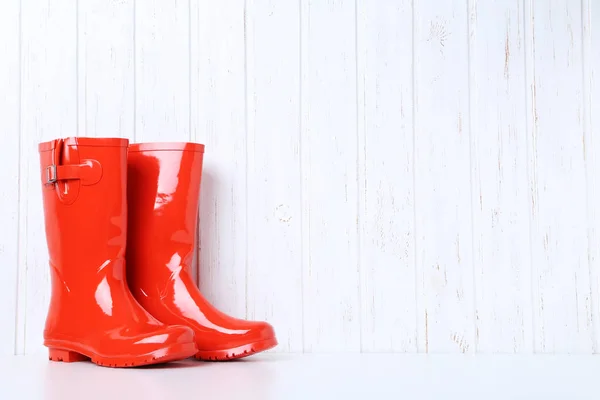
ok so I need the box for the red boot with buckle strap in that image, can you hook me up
[39,137,198,367]
[126,142,278,361]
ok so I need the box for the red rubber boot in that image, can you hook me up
[39,137,198,367]
[126,142,278,361]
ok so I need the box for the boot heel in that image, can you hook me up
[48,348,88,362]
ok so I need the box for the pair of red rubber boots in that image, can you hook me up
[38,137,277,367]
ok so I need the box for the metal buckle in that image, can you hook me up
[45,165,57,185]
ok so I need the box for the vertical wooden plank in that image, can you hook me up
[414,0,475,353]
[135,0,190,142]
[525,0,593,353]
[189,0,200,284]
[245,0,303,352]
[195,0,247,318]
[78,0,134,139]
[301,0,360,352]
[19,0,78,354]
[136,0,192,279]
[582,0,599,352]
[0,0,21,356]
[469,0,533,353]
[356,0,416,352]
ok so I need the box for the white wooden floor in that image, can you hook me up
[1,353,598,399]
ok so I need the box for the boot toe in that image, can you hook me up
[193,320,277,360]
[248,320,276,343]
[225,320,277,349]
[135,325,196,346]
[164,325,196,345]
[126,325,197,363]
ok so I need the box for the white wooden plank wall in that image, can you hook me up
[196,0,248,324]
[357,0,416,352]
[585,0,600,353]
[245,0,303,352]
[301,0,360,352]
[527,0,592,354]
[414,0,475,354]
[0,0,21,356]
[470,0,533,353]
[0,0,599,355]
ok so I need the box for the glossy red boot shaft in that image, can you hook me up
[126,142,277,360]
[39,137,197,367]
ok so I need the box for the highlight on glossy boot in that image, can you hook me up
[126,142,278,361]
[39,137,198,368]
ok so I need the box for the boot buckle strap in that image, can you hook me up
[44,160,102,186]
